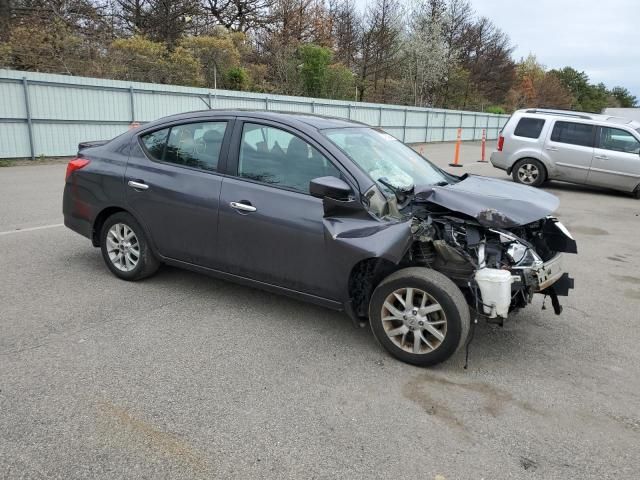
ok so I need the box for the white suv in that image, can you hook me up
[490,109,640,198]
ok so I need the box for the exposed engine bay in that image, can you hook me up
[406,212,576,321]
[346,173,577,323]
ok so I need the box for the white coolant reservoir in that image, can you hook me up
[474,268,514,318]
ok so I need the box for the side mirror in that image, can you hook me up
[309,176,353,201]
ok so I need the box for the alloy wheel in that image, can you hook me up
[517,163,539,184]
[380,287,447,354]
[106,223,140,272]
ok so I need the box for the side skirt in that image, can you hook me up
[161,257,345,312]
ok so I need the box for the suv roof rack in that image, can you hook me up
[523,108,594,120]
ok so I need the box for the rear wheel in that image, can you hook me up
[100,212,159,281]
[633,185,640,200]
[369,267,470,367]
[512,158,546,187]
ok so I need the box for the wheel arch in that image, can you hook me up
[92,206,156,254]
[347,257,399,319]
[511,156,549,180]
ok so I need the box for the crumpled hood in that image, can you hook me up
[414,174,560,228]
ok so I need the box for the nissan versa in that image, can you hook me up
[63,111,577,366]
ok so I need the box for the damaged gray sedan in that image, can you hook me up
[63,111,576,366]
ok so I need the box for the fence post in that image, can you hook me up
[472,114,477,141]
[402,107,408,142]
[378,107,383,127]
[22,77,35,161]
[348,103,352,120]
[208,91,212,109]
[442,111,446,142]
[311,101,315,114]
[129,86,136,123]
[265,97,269,111]
[424,110,430,143]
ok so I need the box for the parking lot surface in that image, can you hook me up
[1,142,639,479]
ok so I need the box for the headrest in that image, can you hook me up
[203,129,223,143]
[286,137,308,159]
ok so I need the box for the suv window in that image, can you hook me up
[598,127,640,154]
[550,121,595,147]
[140,121,227,171]
[238,123,341,193]
[513,117,545,139]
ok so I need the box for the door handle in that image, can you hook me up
[128,180,149,190]
[230,201,257,212]
[545,147,558,151]
[594,155,608,160]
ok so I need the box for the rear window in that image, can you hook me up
[550,121,595,147]
[513,117,545,139]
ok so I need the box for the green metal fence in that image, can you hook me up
[0,69,509,159]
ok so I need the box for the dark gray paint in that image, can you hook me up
[63,110,565,313]
[414,174,560,228]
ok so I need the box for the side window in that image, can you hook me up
[141,128,169,161]
[238,123,342,194]
[513,117,545,139]
[550,121,595,147]
[140,121,227,171]
[599,127,640,154]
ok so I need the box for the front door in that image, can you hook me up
[125,119,232,268]
[588,126,640,191]
[217,120,347,299]
[544,120,595,183]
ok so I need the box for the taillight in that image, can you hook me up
[65,158,90,181]
[497,135,505,151]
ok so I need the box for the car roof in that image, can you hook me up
[515,108,640,127]
[514,109,640,130]
[141,109,366,131]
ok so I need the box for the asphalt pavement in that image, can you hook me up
[1,142,639,479]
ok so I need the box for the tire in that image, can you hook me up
[100,212,160,281]
[633,185,640,200]
[368,267,470,367]
[512,158,546,187]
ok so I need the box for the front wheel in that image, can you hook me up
[100,212,160,281]
[512,158,546,187]
[369,267,470,367]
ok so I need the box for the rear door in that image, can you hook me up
[587,126,640,191]
[544,120,596,183]
[216,119,349,299]
[125,118,233,268]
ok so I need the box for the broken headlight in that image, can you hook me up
[507,242,542,268]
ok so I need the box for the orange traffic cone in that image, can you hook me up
[449,128,463,167]
[478,129,488,163]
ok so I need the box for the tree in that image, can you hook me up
[298,43,331,97]
[0,0,11,42]
[225,66,249,90]
[358,0,403,102]
[180,29,245,88]
[328,0,360,69]
[203,0,274,33]
[110,36,203,85]
[404,0,448,106]
[610,86,637,108]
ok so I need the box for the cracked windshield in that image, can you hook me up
[324,127,448,191]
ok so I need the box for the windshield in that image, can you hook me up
[323,127,448,191]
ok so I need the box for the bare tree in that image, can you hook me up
[203,0,273,33]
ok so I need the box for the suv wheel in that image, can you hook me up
[100,212,160,281]
[512,158,546,187]
[369,267,470,367]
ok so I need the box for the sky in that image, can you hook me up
[471,0,640,98]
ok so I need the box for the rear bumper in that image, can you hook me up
[490,151,510,171]
[64,214,92,240]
